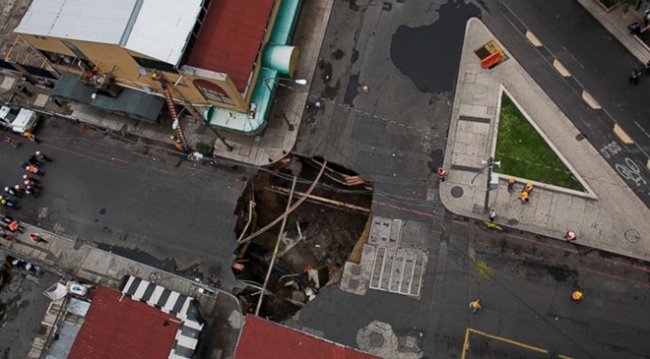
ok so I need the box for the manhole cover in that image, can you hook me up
[624,229,641,243]
[370,332,385,347]
[576,133,586,141]
[451,186,464,198]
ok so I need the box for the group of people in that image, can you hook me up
[507,177,534,204]
[0,151,52,245]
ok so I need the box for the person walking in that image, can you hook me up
[28,154,43,167]
[571,291,583,302]
[4,187,21,198]
[565,231,577,242]
[438,166,448,182]
[24,183,39,198]
[630,68,641,85]
[507,178,515,193]
[23,131,40,143]
[23,164,44,176]
[520,191,529,204]
[29,233,48,244]
[22,175,39,184]
[35,151,52,162]
[488,208,497,222]
[14,184,26,195]
[8,220,24,233]
[469,299,482,314]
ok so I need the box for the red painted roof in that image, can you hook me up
[68,286,179,359]
[234,315,379,359]
[186,0,275,93]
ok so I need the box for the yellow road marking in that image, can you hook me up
[553,59,571,77]
[613,124,634,145]
[462,328,574,359]
[525,31,543,47]
[581,90,601,109]
[461,328,470,359]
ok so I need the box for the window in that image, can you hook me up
[133,56,178,74]
[193,79,233,105]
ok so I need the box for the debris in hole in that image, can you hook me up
[232,156,374,320]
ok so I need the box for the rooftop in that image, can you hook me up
[233,315,379,359]
[14,0,201,66]
[68,286,180,359]
[186,0,276,93]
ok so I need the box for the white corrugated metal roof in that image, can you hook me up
[15,0,139,45]
[125,0,203,65]
[15,0,202,66]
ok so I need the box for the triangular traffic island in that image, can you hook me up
[494,89,587,193]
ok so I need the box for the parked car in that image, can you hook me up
[0,105,40,134]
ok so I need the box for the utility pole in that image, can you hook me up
[483,157,500,212]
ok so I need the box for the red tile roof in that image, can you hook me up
[68,286,179,359]
[186,0,276,93]
[233,315,379,359]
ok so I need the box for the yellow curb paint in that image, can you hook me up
[525,31,543,47]
[553,59,571,77]
[613,124,634,145]
[581,90,601,109]
[461,328,470,359]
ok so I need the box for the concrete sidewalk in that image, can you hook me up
[0,223,243,358]
[578,0,650,63]
[440,18,650,261]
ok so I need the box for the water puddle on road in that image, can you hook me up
[390,1,481,93]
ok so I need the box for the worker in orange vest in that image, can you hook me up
[507,178,515,193]
[438,166,447,182]
[520,191,529,204]
[525,183,534,193]
[469,299,482,314]
[8,221,24,233]
[571,291,583,302]
[23,164,44,176]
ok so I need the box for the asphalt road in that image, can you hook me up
[480,0,650,207]
[0,118,253,289]
[292,0,650,357]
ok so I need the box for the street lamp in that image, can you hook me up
[262,78,307,131]
[468,157,501,212]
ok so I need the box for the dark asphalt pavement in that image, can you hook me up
[292,0,650,358]
[0,118,253,289]
[481,0,650,207]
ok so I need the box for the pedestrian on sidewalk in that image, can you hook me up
[23,164,44,176]
[437,166,448,182]
[8,220,24,233]
[35,151,52,162]
[507,178,515,193]
[22,175,39,184]
[469,299,482,314]
[4,187,21,198]
[29,233,47,244]
[630,68,641,85]
[524,182,534,194]
[28,154,43,167]
[571,290,583,302]
[520,191,529,204]
[488,208,497,222]
[565,230,577,242]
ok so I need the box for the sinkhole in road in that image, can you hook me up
[232,156,374,320]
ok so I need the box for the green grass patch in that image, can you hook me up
[495,94,585,192]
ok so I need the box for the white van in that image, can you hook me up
[0,105,40,133]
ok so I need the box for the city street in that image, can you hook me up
[290,0,650,358]
[0,118,252,289]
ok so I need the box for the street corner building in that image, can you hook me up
[13,0,304,133]
[233,315,380,359]
[59,279,205,359]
